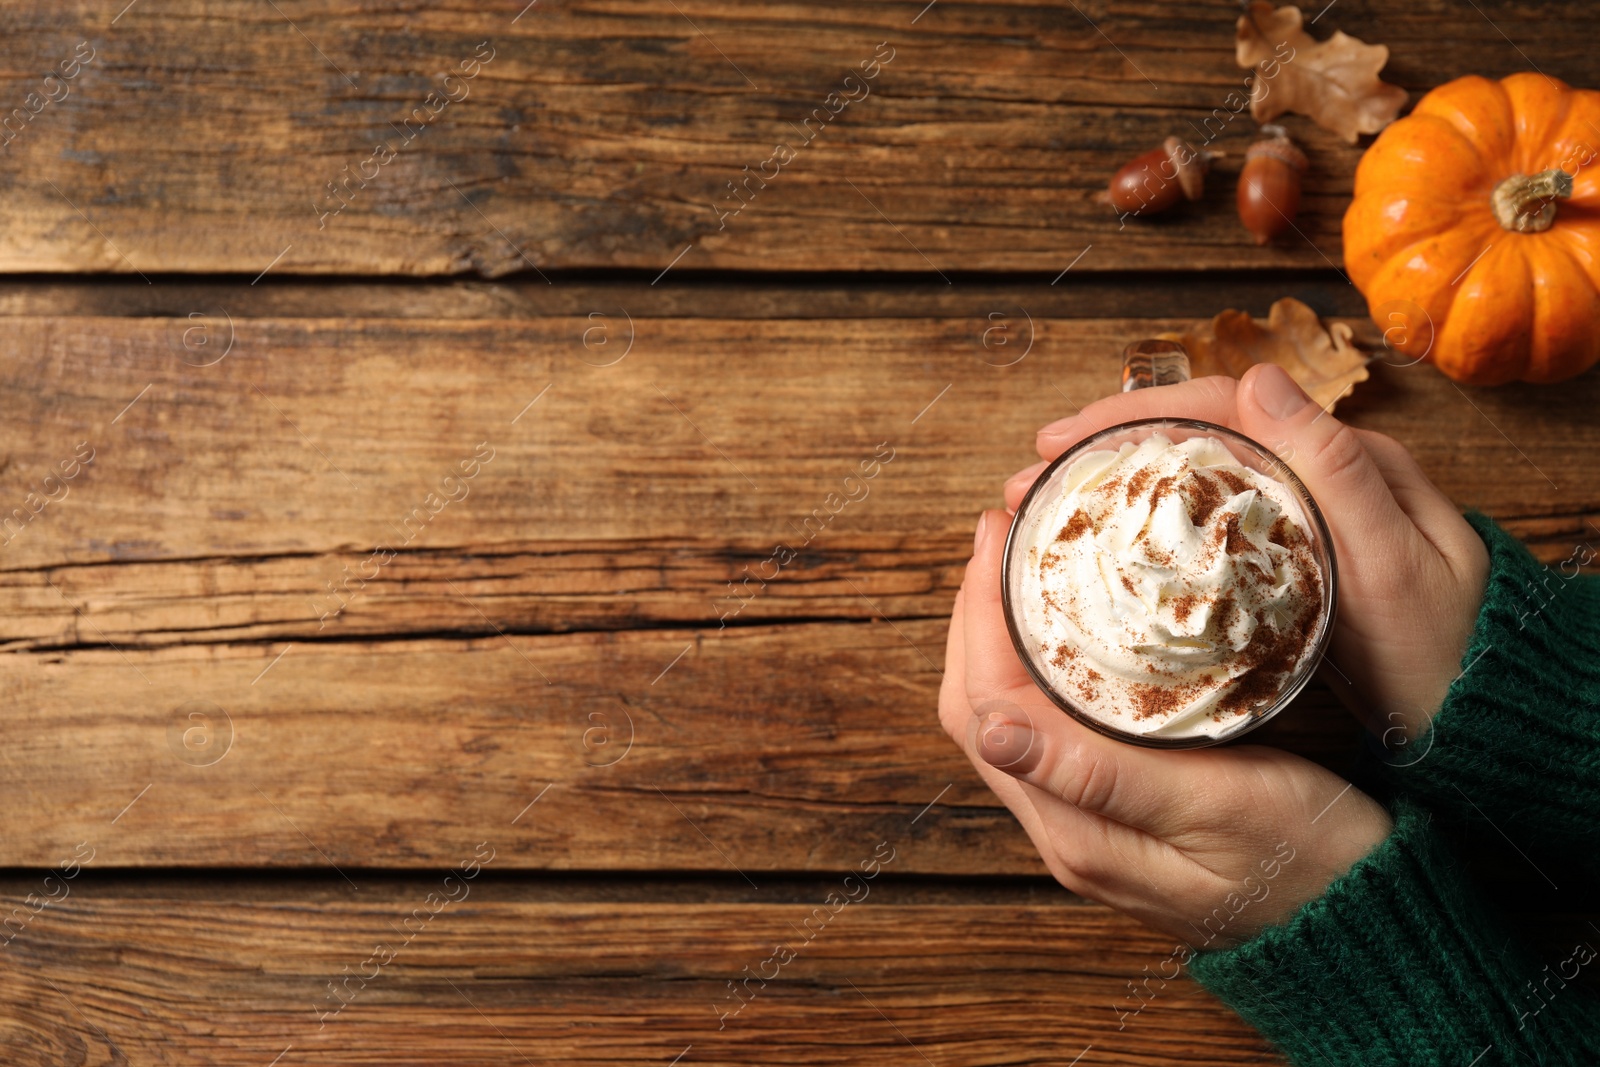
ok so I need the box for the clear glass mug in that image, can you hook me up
[999,341,1339,749]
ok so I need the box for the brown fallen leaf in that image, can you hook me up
[1155,297,1370,412]
[1236,1,1407,143]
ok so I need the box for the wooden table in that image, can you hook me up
[2,2,1597,1063]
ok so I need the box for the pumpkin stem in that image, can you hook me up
[1491,168,1575,233]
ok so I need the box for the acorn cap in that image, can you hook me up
[1245,126,1308,173]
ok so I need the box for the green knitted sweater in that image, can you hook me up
[1191,516,1600,1066]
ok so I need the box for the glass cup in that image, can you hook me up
[999,341,1339,749]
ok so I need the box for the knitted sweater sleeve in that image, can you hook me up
[1375,514,1600,862]
[1189,800,1600,1067]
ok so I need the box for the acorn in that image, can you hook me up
[1107,136,1215,219]
[1237,126,1308,245]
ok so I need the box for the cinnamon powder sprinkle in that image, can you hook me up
[1212,592,1237,637]
[1125,466,1155,504]
[1271,514,1309,552]
[1170,593,1198,624]
[1185,472,1225,527]
[1035,455,1325,730]
[1058,509,1093,542]
[1292,546,1320,603]
[1145,474,1177,515]
[1214,469,1253,496]
[1222,513,1252,558]
[1076,666,1104,705]
[1128,681,1189,720]
[1215,572,1322,717]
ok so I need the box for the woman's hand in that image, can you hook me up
[940,496,1393,944]
[1009,366,1489,744]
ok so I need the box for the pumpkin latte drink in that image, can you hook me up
[1003,337,1341,747]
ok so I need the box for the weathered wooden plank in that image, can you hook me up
[0,305,1585,869]
[4,875,1594,1066]
[6,515,1592,651]
[5,0,1598,275]
[0,274,1375,321]
[0,885,1286,1065]
[0,618,1365,871]
[0,536,963,649]
[0,314,1593,583]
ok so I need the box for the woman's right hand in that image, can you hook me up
[1006,366,1489,744]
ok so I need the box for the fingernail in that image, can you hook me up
[1254,364,1312,421]
[1005,461,1048,494]
[978,713,1041,774]
[974,511,990,553]
[1036,415,1080,440]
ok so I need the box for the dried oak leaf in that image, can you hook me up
[1235,1,1407,143]
[1156,297,1369,412]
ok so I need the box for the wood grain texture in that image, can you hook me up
[0,616,1368,871]
[8,515,1595,650]
[0,300,1591,869]
[4,0,1599,275]
[0,311,1595,577]
[0,884,1287,1065]
[3,875,1593,1066]
[2,0,1593,1055]
[0,274,1377,321]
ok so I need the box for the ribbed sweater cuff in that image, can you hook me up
[1190,801,1600,1067]
[1378,514,1600,854]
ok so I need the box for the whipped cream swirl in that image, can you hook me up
[1017,432,1323,739]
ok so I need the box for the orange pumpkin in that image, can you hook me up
[1343,72,1600,385]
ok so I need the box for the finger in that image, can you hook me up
[954,512,1230,918]
[938,588,970,741]
[963,508,1034,704]
[1003,460,1048,512]
[1236,364,1418,564]
[1349,428,1438,497]
[991,763,1143,903]
[1013,785,1222,932]
[1036,375,1242,462]
[939,590,1124,898]
[954,696,1223,918]
[972,702,1212,838]
[1352,428,1484,565]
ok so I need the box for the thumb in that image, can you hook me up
[1236,364,1410,553]
[974,702,1210,837]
